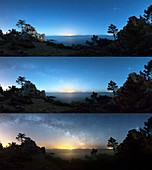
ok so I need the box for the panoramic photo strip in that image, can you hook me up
[0,1,152,56]
[0,113,151,169]
[0,56,152,113]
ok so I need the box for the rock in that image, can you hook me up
[19,81,45,99]
[21,138,45,154]
[22,25,46,41]
[100,16,152,56]
[111,73,152,112]
[20,32,32,40]
[118,129,152,155]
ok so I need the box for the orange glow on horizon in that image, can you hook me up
[55,146,76,150]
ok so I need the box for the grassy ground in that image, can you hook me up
[0,41,81,56]
[0,98,71,113]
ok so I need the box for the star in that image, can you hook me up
[136,125,139,131]
[111,6,120,13]
[128,66,133,71]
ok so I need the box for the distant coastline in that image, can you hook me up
[46,35,114,46]
[46,149,113,160]
[46,92,114,103]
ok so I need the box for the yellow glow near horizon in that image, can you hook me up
[56,146,76,150]
[59,33,75,36]
[59,90,76,93]
[65,33,75,36]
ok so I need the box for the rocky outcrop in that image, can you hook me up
[110,73,152,112]
[100,16,152,56]
[22,25,46,41]
[21,138,45,154]
[19,81,45,99]
[118,129,152,155]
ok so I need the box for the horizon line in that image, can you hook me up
[46,34,112,36]
[45,91,112,93]
[46,148,110,150]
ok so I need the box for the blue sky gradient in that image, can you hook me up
[0,57,151,92]
[0,0,151,35]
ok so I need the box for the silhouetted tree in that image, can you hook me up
[7,85,19,95]
[0,29,3,37]
[143,5,152,23]
[107,137,118,154]
[107,24,118,40]
[107,80,118,97]
[0,85,3,94]
[86,40,94,46]
[85,92,98,103]
[16,133,26,143]
[86,35,98,46]
[8,142,19,151]
[140,117,152,138]
[91,92,98,100]
[140,60,152,81]
[85,97,93,103]
[0,141,3,150]
[16,19,26,30]
[91,35,98,43]
[16,76,26,86]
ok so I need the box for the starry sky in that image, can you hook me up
[0,113,151,149]
[0,0,151,35]
[0,57,151,92]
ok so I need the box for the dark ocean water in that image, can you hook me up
[46,149,113,160]
[46,92,114,103]
[46,35,114,46]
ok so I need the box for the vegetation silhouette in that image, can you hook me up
[16,133,26,143]
[16,76,26,86]
[16,19,26,30]
[140,60,152,81]
[107,137,118,154]
[140,117,152,138]
[91,148,98,157]
[107,80,118,96]
[107,24,118,40]
[143,5,152,23]
[86,34,112,47]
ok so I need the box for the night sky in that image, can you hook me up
[0,114,151,149]
[0,0,151,35]
[0,57,151,92]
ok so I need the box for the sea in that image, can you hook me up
[46,35,114,46]
[46,92,114,103]
[46,149,113,160]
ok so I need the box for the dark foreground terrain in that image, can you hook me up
[0,151,151,170]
